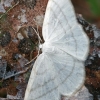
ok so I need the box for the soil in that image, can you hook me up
[0,0,100,99]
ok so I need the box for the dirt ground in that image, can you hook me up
[0,0,100,100]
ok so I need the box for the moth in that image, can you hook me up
[24,0,89,100]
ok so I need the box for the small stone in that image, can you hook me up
[12,53,22,60]
[17,33,24,40]
[0,31,11,47]
[35,15,44,27]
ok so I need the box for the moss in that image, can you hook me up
[87,0,100,16]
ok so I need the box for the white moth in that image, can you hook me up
[24,0,89,100]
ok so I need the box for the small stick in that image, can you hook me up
[4,66,32,80]
[0,1,19,19]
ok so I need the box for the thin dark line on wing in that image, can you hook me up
[31,55,76,100]
[44,2,78,58]
[51,0,77,56]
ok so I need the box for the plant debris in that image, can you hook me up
[0,58,7,79]
[28,26,38,43]
[0,0,100,100]
[14,0,37,9]
[77,14,100,100]
[0,31,11,47]
[18,38,35,54]
[0,0,47,98]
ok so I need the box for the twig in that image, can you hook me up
[25,55,37,65]
[4,66,32,80]
[0,1,19,19]
[30,51,33,61]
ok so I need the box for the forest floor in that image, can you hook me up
[0,0,100,100]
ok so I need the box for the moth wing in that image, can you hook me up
[24,0,89,99]
[24,53,60,100]
[42,0,89,61]
[24,50,85,100]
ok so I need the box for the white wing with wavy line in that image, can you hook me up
[24,0,89,100]
[24,49,85,100]
[42,0,89,61]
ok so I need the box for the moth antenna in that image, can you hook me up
[25,26,42,66]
